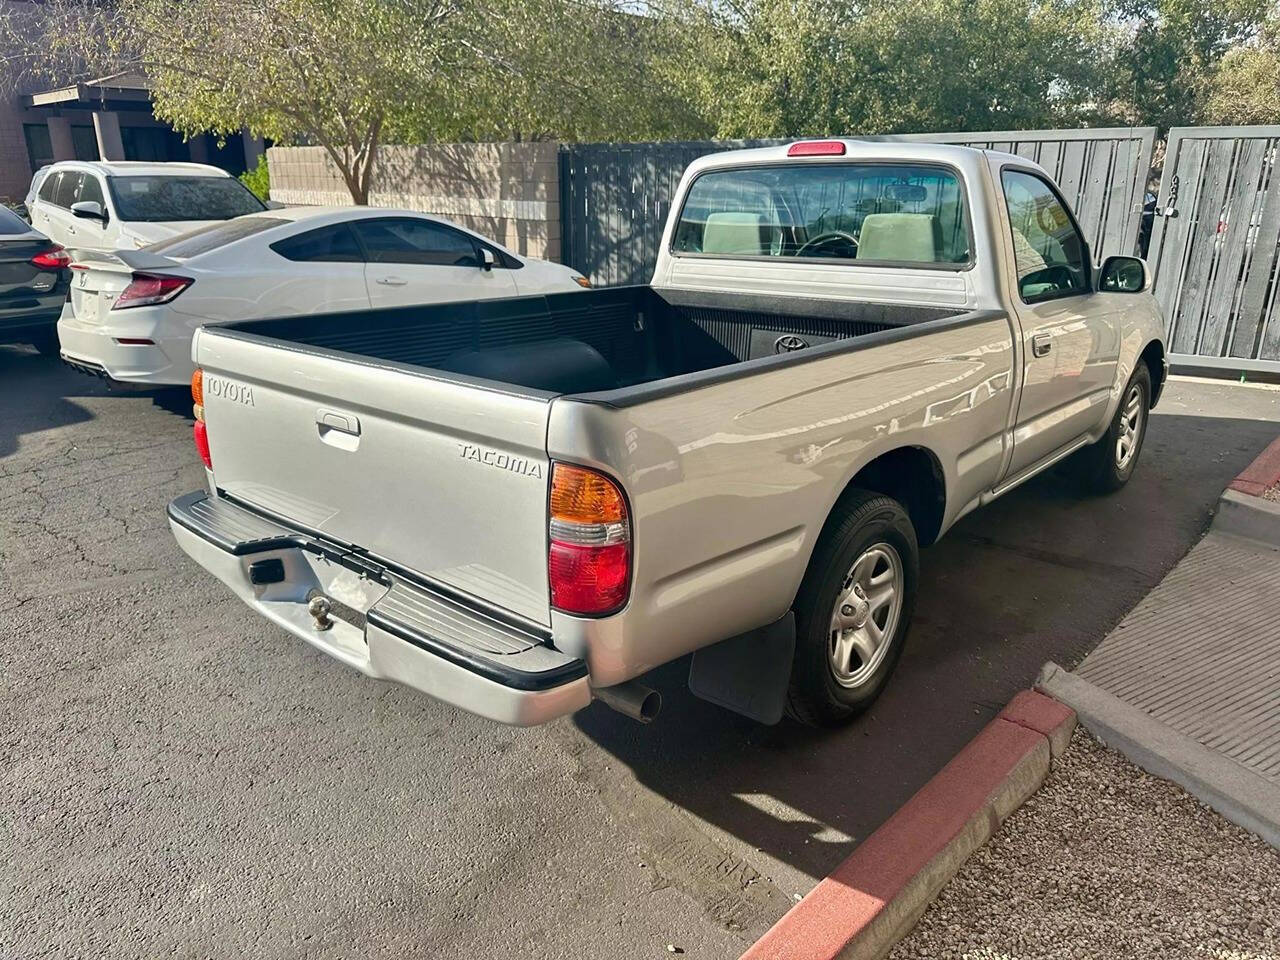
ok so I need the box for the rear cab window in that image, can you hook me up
[105,175,266,222]
[672,162,972,267]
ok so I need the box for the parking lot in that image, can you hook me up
[4,345,1279,959]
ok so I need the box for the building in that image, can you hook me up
[0,69,264,203]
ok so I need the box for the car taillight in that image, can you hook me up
[192,369,211,468]
[30,245,70,270]
[548,463,630,615]
[113,272,192,310]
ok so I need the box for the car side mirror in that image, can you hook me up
[1098,255,1147,293]
[480,248,496,272]
[71,200,106,224]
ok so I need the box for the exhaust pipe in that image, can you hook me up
[594,680,662,723]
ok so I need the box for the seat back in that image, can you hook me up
[702,212,767,255]
[857,213,941,263]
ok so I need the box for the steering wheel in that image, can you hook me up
[796,230,859,259]
[1036,204,1061,237]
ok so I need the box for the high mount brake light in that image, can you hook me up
[191,369,210,468]
[787,140,847,157]
[548,463,630,615]
[30,245,70,270]
[113,272,192,310]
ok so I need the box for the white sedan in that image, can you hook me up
[57,206,591,386]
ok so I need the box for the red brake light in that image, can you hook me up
[113,272,192,310]
[548,463,631,615]
[193,420,212,469]
[30,245,70,270]
[787,140,847,157]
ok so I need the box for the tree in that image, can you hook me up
[1102,0,1268,128]
[2,0,703,203]
[1202,26,1280,124]
[663,0,1115,139]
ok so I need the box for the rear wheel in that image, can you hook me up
[786,489,918,727]
[1075,364,1151,494]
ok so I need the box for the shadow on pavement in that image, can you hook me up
[0,347,194,460]
[574,409,1280,883]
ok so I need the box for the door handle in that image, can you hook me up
[375,276,407,286]
[1031,333,1052,358]
[317,410,360,435]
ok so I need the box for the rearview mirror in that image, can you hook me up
[480,248,495,271]
[1099,255,1147,293]
[71,200,106,223]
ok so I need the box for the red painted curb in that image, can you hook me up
[741,691,1076,960]
[1229,435,1280,497]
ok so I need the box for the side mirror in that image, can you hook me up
[480,248,496,272]
[71,200,106,223]
[1099,255,1147,293]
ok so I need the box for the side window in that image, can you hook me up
[37,170,61,204]
[270,223,364,262]
[53,171,82,209]
[353,218,482,267]
[77,175,105,208]
[1000,169,1089,303]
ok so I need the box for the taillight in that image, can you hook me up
[113,272,192,310]
[548,463,630,615]
[192,369,211,468]
[30,245,70,270]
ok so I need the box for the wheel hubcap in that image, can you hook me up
[828,543,904,689]
[1115,384,1144,470]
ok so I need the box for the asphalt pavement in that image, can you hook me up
[3,348,1279,960]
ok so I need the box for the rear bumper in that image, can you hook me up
[167,490,592,726]
[57,305,194,385]
[0,291,64,342]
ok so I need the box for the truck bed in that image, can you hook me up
[215,286,969,399]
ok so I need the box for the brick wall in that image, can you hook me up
[267,142,562,262]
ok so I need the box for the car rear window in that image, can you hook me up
[106,175,266,222]
[0,206,32,235]
[673,162,972,267]
[147,216,288,258]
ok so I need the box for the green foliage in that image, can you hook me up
[239,153,270,203]
[1201,23,1280,124]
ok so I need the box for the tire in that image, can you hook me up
[786,488,919,727]
[1074,364,1152,494]
[30,331,60,357]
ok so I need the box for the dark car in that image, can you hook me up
[0,204,71,354]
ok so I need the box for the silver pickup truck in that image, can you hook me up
[169,140,1166,728]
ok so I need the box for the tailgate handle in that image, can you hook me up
[317,410,360,435]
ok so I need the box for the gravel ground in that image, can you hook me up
[1265,482,1279,502]
[890,730,1280,960]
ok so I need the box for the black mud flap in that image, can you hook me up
[687,613,796,725]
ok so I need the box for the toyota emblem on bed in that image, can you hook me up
[774,334,809,353]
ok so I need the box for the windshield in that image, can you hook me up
[147,216,288,258]
[673,162,971,266]
[106,175,266,222]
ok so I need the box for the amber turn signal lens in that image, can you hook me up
[551,463,626,524]
[191,368,204,407]
[572,275,591,288]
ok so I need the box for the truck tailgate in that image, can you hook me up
[196,328,554,627]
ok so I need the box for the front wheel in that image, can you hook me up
[1075,364,1151,494]
[786,489,918,727]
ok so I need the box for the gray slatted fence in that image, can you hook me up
[560,127,1157,287]
[1148,126,1280,370]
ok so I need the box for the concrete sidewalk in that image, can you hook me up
[1041,445,1280,847]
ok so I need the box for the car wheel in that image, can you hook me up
[1075,364,1151,494]
[786,488,918,727]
